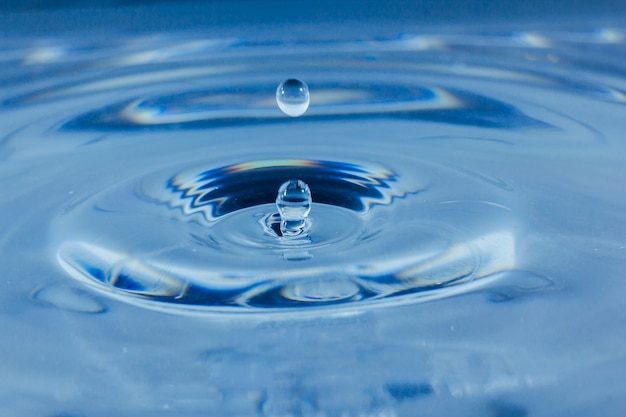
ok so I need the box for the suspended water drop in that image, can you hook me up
[276,78,310,117]
[276,179,312,237]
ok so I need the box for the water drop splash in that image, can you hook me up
[54,155,531,312]
[162,159,403,222]
[276,179,312,237]
[276,78,310,117]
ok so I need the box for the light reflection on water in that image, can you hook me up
[0,6,626,416]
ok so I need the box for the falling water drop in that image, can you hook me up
[276,179,312,237]
[276,78,310,117]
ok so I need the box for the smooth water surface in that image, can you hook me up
[1,3,626,416]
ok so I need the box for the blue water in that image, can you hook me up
[1,2,626,416]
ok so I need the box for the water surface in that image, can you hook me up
[1,4,626,416]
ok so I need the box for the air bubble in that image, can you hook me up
[276,179,312,237]
[276,78,310,117]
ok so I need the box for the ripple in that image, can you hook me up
[53,152,523,313]
[56,228,518,313]
[0,12,625,417]
[158,159,405,221]
[3,23,619,315]
[2,28,619,148]
[59,82,549,131]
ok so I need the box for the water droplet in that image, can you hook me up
[275,179,312,237]
[276,78,310,117]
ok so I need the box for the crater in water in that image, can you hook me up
[54,156,524,313]
[162,159,403,221]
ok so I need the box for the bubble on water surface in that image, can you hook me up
[276,78,310,117]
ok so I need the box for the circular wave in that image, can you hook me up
[2,23,618,314]
[52,154,527,313]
